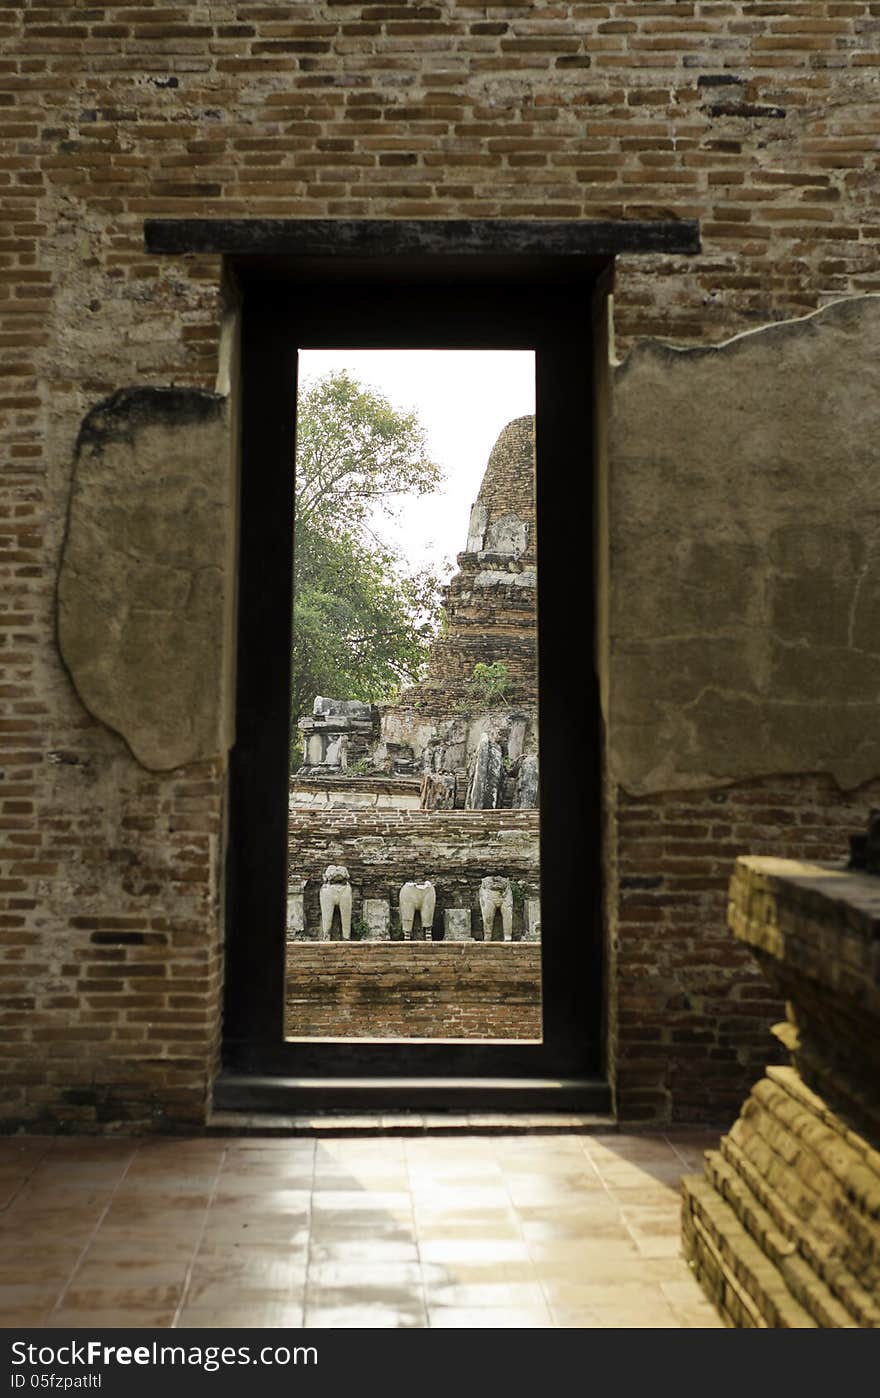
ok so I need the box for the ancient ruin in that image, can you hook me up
[284,416,542,1036]
[291,414,539,806]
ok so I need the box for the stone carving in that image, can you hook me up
[286,876,306,939]
[483,512,528,559]
[466,732,503,809]
[399,880,436,939]
[507,714,528,764]
[444,907,472,942]
[466,500,488,553]
[526,898,541,942]
[319,864,353,940]
[362,897,390,940]
[515,754,539,809]
[479,875,513,941]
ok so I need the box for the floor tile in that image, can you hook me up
[59,1282,186,1311]
[0,1309,54,1327]
[674,1306,726,1328]
[211,1188,312,1212]
[424,1281,547,1309]
[304,1304,426,1328]
[189,1250,308,1283]
[309,1238,419,1264]
[71,1258,193,1287]
[184,1277,306,1308]
[305,1280,424,1310]
[541,1279,675,1310]
[418,1238,532,1264]
[176,1303,306,1328]
[50,1309,179,1328]
[428,1306,554,1329]
[199,1219,311,1248]
[525,1237,641,1264]
[0,1283,66,1310]
[0,1129,723,1331]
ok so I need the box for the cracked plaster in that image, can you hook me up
[57,387,234,771]
[607,293,880,794]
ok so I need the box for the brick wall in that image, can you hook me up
[2,4,879,1129]
[612,773,880,1123]
[286,943,542,1040]
[470,416,536,561]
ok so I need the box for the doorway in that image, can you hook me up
[222,260,605,1107]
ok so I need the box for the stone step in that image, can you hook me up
[718,1137,880,1326]
[682,1174,817,1328]
[206,1109,618,1138]
[704,1150,859,1327]
[730,1075,880,1299]
[212,1073,612,1116]
[684,1067,880,1328]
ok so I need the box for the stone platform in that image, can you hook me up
[286,941,542,1040]
[681,856,880,1327]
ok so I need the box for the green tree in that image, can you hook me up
[291,371,444,750]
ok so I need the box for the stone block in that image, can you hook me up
[467,733,504,809]
[286,878,306,939]
[515,754,539,808]
[363,898,390,940]
[444,907,472,942]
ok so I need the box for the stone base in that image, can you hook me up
[286,941,542,1040]
[682,1064,880,1328]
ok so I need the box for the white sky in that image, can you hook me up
[297,349,536,576]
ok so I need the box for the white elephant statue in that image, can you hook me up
[319,864,352,940]
[399,880,436,939]
[479,875,513,941]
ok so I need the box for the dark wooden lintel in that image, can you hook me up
[144,216,700,259]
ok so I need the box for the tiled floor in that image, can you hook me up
[0,1130,723,1328]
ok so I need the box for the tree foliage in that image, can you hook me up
[291,371,444,742]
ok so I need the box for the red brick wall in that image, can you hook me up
[2,4,878,1129]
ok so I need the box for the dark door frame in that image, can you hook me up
[225,270,603,1086]
[144,218,700,1109]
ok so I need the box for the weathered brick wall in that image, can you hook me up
[469,415,536,563]
[612,773,880,1123]
[286,943,542,1040]
[2,4,879,1129]
[419,573,538,699]
[0,754,225,1132]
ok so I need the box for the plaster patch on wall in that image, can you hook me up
[58,387,232,771]
[609,294,880,795]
